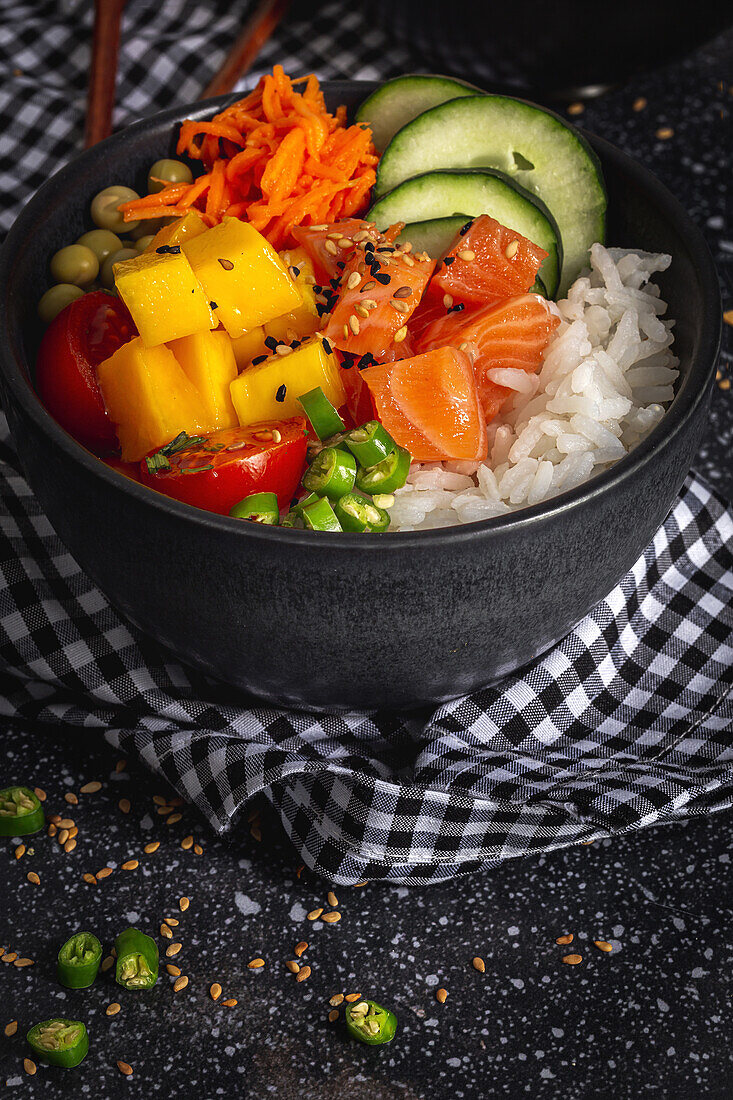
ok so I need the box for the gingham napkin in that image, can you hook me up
[1,0,732,884]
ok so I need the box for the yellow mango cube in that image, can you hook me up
[97,337,206,461]
[231,249,322,369]
[182,217,302,339]
[114,250,215,347]
[167,329,238,431]
[144,211,208,253]
[230,336,346,427]
[231,326,267,370]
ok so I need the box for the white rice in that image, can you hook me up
[389,244,678,531]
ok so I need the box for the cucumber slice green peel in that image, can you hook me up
[395,215,473,259]
[355,74,482,154]
[369,168,561,298]
[374,94,606,295]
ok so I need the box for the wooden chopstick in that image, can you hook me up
[84,0,126,147]
[201,0,291,99]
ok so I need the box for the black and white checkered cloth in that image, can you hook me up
[1,0,732,884]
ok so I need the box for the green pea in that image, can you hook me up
[128,219,162,241]
[148,158,193,194]
[100,247,138,289]
[76,229,123,265]
[134,235,155,253]
[49,244,99,287]
[91,185,140,233]
[37,284,85,324]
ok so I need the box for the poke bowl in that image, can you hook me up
[0,77,721,711]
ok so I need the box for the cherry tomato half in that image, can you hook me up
[35,291,136,454]
[138,419,308,516]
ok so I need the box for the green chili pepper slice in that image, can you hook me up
[334,493,390,533]
[290,491,320,514]
[345,420,396,468]
[302,497,342,532]
[26,1019,89,1069]
[114,927,159,990]
[280,511,305,529]
[355,446,411,495]
[298,386,345,440]
[303,447,356,500]
[57,931,102,989]
[345,999,397,1045]
[229,492,280,524]
[0,786,45,836]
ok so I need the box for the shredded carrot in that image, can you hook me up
[119,66,377,248]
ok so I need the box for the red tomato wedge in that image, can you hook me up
[138,419,308,515]
[430,214,548,308]
[361,347,487,462]
[325,247,434,359]
[419,294,560,423]
[35,291,136,454]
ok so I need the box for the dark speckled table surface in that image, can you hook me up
[2,19,732,1100]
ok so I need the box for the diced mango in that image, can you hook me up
[231,327,268,370]
[230,336,346,427]
[231,249,322,369]
[97,337,206,461]
[167,329,238,431]
[114,250,215,347]
[182,217,302,339]
[144,211,208,253]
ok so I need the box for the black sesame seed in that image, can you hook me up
[364,241,375,252]
[336,261,346,271]
[275,384,287,402]
[357,353,375,370]
[443,256,455,266]
[329,277,341,290]
[155,245,181,254]
[264,336,279,351]
[291,266,300,277]
[459,221,474,236]
[322,338,332,354]
[376,246,394,253]
[449,302,465,313]
[252,355,268,365]
[374,272,391,285]
[313,284,323,294]
[209,301,218,309]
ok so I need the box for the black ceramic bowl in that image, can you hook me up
[0,82,721,711]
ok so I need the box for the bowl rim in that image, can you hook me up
[0,81,722,552]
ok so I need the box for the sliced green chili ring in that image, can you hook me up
[345,420,396,468]
[229,492,280,524]
[345,999,397,1045]
[114,927,159,990]
[280,511,306,529]
[26,1019,89,1068]
[0,786,45,836]
[298,386,345,440]
[57,931,102,989]
[355,446,411,495]
[302,498,342,532]
[290,491,320,514]
[303,447,356,500]
[334,493,391,533]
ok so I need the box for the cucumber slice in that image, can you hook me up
[369,169,560,298]
[395,215,472,257]
[355,74,481,154]
[374,95,606,295]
